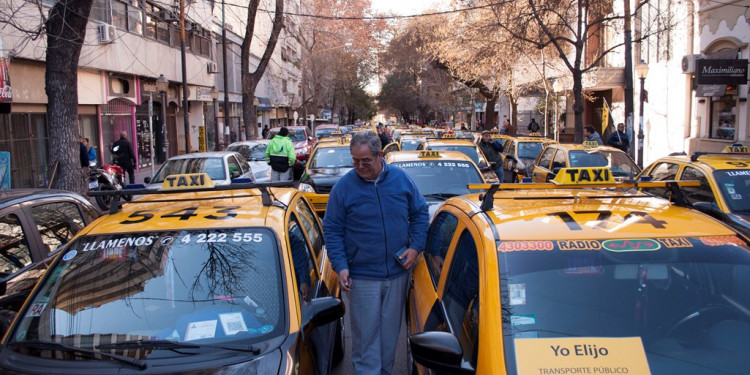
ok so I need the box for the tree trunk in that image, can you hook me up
[509,96,519,136]
[241,0,283,140]
[572,69,584,143]
[486,96,497,130]
[45,0,94,194]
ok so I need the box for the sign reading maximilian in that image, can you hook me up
[696,59,748,85]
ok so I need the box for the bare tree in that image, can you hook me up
[241,0,283,140]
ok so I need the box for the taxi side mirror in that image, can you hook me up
[302,297,345,339]
[409,331,474,374]
[144,176,151,184]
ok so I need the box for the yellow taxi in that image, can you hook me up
[384,131,435,153]
[385,150,487,218]
[529,143,641,183]
[415,137,499,183]
[407,166,750,374]
[298,137,352,215]
[0,175,345,375]
[502,136,557,182]
[638,144,750,237]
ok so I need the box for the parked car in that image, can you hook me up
[529,143,641,182]
[144,151,254,189]
[225,140,271,183]
[267,126,316,162]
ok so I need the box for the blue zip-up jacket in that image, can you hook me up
[322,162,429,280]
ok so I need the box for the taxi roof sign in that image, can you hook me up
[528,132,542,137]
[442,133,456,138]
[161,173,216,191]
[553,167,616,185]
[582,141,600,148]
[723,144,749,154]
[419,150,440,158]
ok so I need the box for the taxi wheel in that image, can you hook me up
[93,184,117,211]
[331,318,345,365]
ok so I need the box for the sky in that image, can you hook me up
[370,0,447,16]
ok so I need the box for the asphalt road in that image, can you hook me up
[332,292,409,375]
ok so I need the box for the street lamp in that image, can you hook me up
[274,101,279,127]
[210,87,220,150]
[155,74,169,163]
[635,60,649,168]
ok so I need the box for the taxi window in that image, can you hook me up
[401,139,421,151]
[568,150,608,168]
[517,142,544,160]
[595,150,640,179]
[226,143,266,161]
[537,148,555,170]
[714,169,750,212]
[227,155,242,176]
[499,237,750,374]
[552,149,566,170]
[507,142,517,159]
[309,147,352,169]
[152,157,226,183]
[428,145,480,165]
[393,160,484,196]
[644,162,680,197]
[29,202,86,254]
[383,143,400,154]
[442,230,479,366]
[294,198,323,258]
[426,212,459,283]
[680,167,713,205]
[11,228,284,354]
[288,216,319,303]
[235,154,250,174]
[0,214,32,276]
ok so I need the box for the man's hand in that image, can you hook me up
[299,283,309,302]
[338,269,352,292]
[431,255,444,273]
[399,248,420,269]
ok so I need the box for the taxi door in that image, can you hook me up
[383,142,401,155]
[531,147,556,183]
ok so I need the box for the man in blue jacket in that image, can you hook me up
[323,131,429,375]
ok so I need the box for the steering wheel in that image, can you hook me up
[664,305,743,339]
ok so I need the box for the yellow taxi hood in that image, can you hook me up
[462,190,737,241]
[86,188,297,234]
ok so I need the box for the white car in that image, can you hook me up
[225,140,272,183]
[144,151,255,189]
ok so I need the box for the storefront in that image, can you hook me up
[695,57,747,142]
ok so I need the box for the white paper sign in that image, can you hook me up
[185,320,217,341]
[219,312,248,335]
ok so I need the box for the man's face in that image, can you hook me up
[481,134,492,143]
[351,143,383,180]
[617,124,625,132]
[584,128,592,137]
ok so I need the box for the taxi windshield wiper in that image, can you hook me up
[9,340,147,369]
[423,193,458,200]
[96,340,261,355]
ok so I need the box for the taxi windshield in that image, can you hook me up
[11,228,284,358]
[569,151,608,168]
[518,142,545,160]
[426,145,480,165]
[226,143,266,161]
[714,169,750,212]
[401,138,423,151]
[594,150,641,178]
[315,128,338,138]
[498,237,750,374]
[392,160,483,195]
[152,157,226,183]
[309,147,353,169]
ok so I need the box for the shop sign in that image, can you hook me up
[0,57,11,103]
[696,59,748,85]
[695,84,726,97]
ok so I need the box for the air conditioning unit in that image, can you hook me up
[97,23,116,44]
[207,62,219,74]
[158,10,176,22]
[681,54,701,74]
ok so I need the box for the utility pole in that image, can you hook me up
[179,0,191,153]
[222,0,230,145]
[623,0,635,160]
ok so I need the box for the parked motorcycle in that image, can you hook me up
[88,163,130,210]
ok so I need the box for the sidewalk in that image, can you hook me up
[133,163,161,185]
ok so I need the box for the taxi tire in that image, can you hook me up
[332,318,345,365]
[93,184,117,211]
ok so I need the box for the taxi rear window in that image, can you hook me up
[11,228,284,359]
[518,142,545,160]
[714,169,750,212]
[497,236,750,374]
[427,145,480,165]
[309,147,352,169]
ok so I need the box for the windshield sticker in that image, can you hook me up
[180,232,264,244]
[399,162,427,168]
[564,258,603,275]
[498,241,554,252]
[509,283,526,305]
[514,337,651,375]
[731,193,742,200]
[726,170,750,176]
[700,236,746,247]
[100,247,131,261]
[436,162,471,168]
[26,303,46,318]
[81,236,156,252]
[511,314,536,326]
[515,331,538,339]
[185,320,217,341]
[558,240,602,251]
[62,250,77,261]
[219,312,249,335]
[656,238,691,248]
[602,239,661,252]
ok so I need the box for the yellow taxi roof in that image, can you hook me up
[514,136,557,143]
[385,150,476,163]
[646,153,750,171]
[82,188,297,235]
[549,143,624,153]
[314,138,350,148]
[422,138,475,146]
[453,189,736,241]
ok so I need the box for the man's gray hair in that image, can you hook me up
[350,131,382,156]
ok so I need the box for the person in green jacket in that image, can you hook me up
[265,127,296,181]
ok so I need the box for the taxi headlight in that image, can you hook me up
[298,183,315,193]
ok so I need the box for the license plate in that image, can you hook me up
[89,181,98,189]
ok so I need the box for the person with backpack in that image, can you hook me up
[527,118,541,133]
[111,132,136,184]
[265,126,296,181]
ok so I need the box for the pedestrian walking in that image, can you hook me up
[79,137,89,182]
[606,123,630,152]
[377,124,390,148]
[323,131,429,375]
[262,125,270,139]
[85,138,97,166]
[478,130,505,182]
[584,125,604,145]
[111,132,136,184]
[528,118,541,133]
[264,126,296,182]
